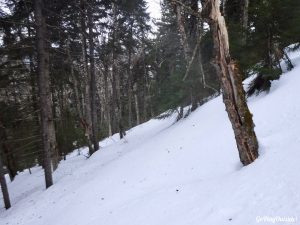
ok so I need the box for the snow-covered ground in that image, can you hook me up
[1,50,300,225]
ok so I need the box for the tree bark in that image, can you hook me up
[0,152,11,209]
[0,118,17,181]
[241,0,249,31]
[67,37,83,120]
[111,3,125,139]
[87,6,99,153]
[174,3,192,63]
[80,0,93,154]
[141,31,148,122]
[241,0,249,44]
[201,0,259,165]
[103,64,112,136]
[133,82,140,125]
[35,0,55,188]
[127,18,134,128]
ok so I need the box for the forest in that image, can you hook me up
[1,0,300,220]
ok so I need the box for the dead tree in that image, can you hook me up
[201,0,259,165]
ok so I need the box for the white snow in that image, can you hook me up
[1,50,300,225]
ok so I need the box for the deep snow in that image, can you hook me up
[1,50,300,225]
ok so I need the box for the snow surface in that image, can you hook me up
[1,50,300,225]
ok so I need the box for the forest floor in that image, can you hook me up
[1,49,300,225]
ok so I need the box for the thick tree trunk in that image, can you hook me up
[35,0,55,187]
[202,0,259,165]
[0,153,11,209]
[87,7,99,153]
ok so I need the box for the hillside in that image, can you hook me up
[1,50,300,225]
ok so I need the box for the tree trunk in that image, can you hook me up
[0,118,17,181]
[103,65,112,136]
[141,31,148,122]
[174,3,192,63]
[35,0,56,188]
[127,19,134,128]
[87,6,99,153]
[201,0,259,166]
[80,0,93,154]
[111,3,125,139]
[0,153,11,209]
[241,0,249,44]
[67,37,83,119]
[173,1,205,109]
[241,0,249,31]
[133,82,140,125]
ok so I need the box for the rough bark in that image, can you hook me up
[201,0,259,165]
[0,152,11,209]
[35,0,55,187]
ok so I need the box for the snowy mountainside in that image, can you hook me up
[1,50,300,225]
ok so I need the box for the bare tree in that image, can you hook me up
[201,0,259,165]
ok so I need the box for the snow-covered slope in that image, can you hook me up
[1,50,300,225]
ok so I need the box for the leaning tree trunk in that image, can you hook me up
[201,0,258,165]
[35,0,57,187]
[0,152,11,209]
